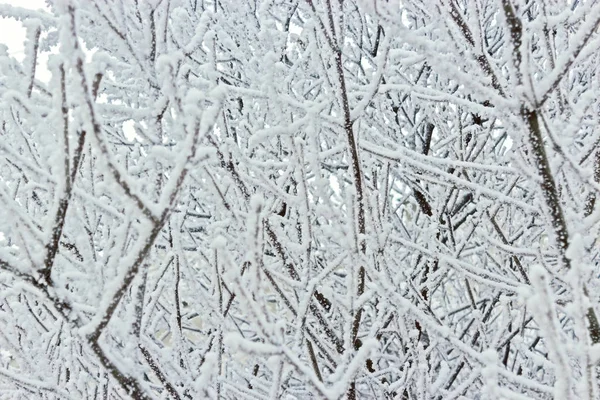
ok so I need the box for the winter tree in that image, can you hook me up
[1,0,600,398]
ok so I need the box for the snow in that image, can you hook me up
[1,0,600,399]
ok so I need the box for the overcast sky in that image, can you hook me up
[1,0,49,60]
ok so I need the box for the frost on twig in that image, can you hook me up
[0,1,600,399]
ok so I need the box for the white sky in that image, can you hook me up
[0,0,49,60]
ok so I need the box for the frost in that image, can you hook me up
[211,235,227,249]
[565,232,584,261]
[0,0,600,399]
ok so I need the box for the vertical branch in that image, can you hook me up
[68,71,101,198]
[322,0,367,397]
[504,0,600,347]
[306,339,323,382]
[25,23,41,98]
[501,0,523,86]
[132,268,148,340]
[583,149,600,345]
[523,102,600,345]
[522,111,569,266]
[214,247,223,399]
[584,150,600,217]
[149,8,157,66]
[40,64,72,285]
[174,255,183,355]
